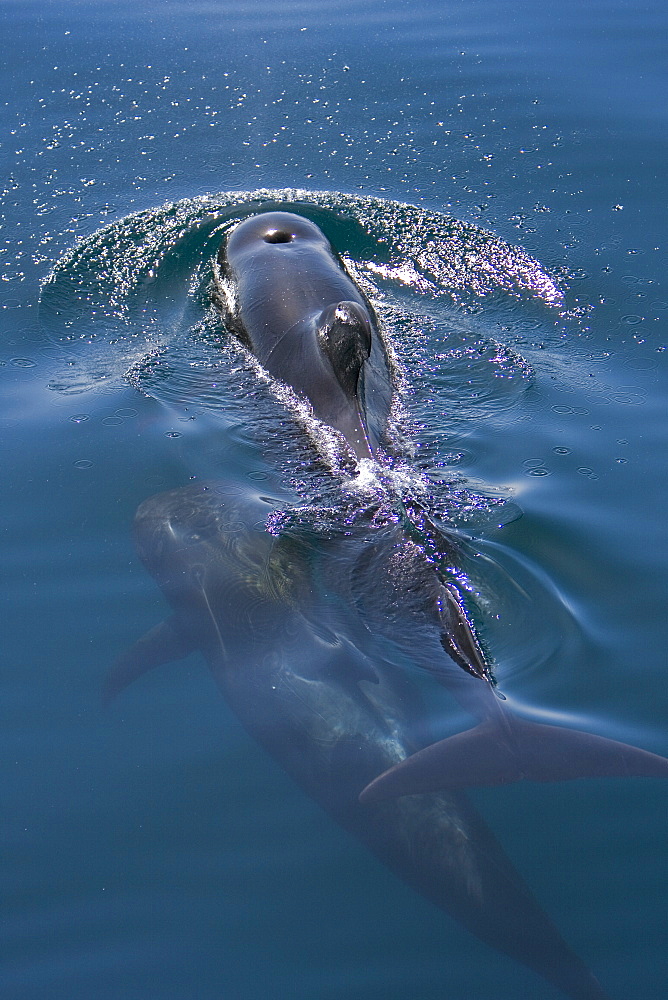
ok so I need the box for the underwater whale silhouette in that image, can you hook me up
[107,210,668,1000]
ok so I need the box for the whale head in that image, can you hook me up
[215,211,394,461]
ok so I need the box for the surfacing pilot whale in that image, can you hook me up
[213,211,393,460]
[106,210,668,1000]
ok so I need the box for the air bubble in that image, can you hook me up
[442,451,470,466]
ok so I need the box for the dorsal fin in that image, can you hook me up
[438,583,492,681]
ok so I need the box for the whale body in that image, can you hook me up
[106,482,611,1000]
[213,211,393,460]
[107,478,668,1000]
[107,211,668,1000]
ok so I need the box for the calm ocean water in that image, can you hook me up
[1,2,666,998]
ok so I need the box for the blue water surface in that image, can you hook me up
[1,2,667,999]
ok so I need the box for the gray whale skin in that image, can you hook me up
[107,211,668,1000]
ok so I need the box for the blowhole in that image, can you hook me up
[263,230,293,244]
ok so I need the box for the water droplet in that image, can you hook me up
[553,447,571,455]
[69,413,89,423]
[115,407,138,418]
[74,459,93,470]
[615,458,627,464]
[621,314,642,325]
[577,467,594,476]
[611,393,644,405]
[443,451,469,466]
[625,356,657,371]
[165,431,181,438]
[526,467,550,476]
[11,357,37,368]
[221,520,245,534]
[551,404,574,414]
[102,415,123,426]
[585,394,611,405]
[248,471,268,481]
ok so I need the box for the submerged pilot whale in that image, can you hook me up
[108,210,668,1000]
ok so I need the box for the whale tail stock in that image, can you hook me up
[359,713,668,803]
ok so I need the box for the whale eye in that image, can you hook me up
[263,229,293,244]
